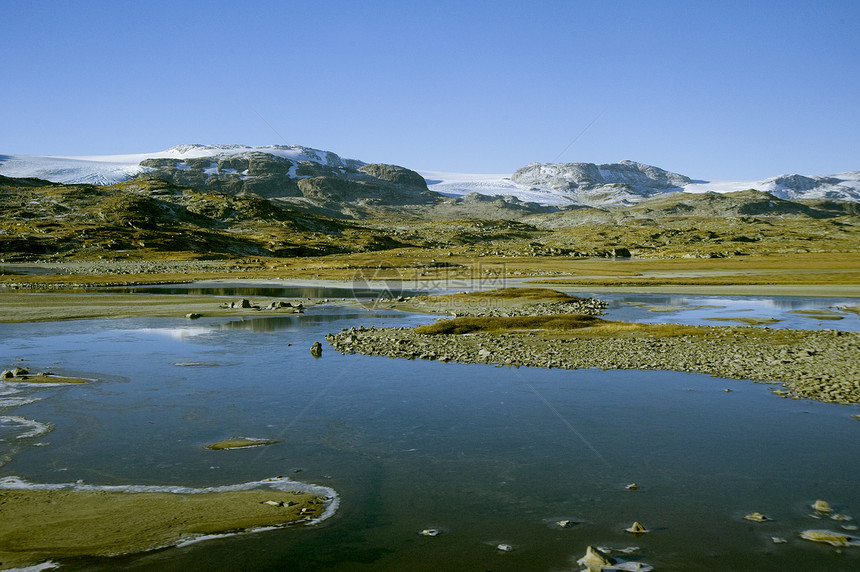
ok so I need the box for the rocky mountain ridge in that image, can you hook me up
[510,160,692,206]
[2,145,859,209]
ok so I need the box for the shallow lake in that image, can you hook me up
[99,280,860,331]
[1,293,859,571]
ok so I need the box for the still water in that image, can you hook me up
[1,296,859,571]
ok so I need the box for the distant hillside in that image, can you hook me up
[0,145,442,215]
[426,166,860,207]
[525,189,860,228]
[2,145,858,209]
[510,160,691,206]
[1,173,856,262]
[0,174,414,260]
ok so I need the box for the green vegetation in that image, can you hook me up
[0,173,858,294]
[204,437,278,450]
[2,174,858,265]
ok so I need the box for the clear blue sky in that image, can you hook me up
[2,0,858,179]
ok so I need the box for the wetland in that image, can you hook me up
[1,272,858,571]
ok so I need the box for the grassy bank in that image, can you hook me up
[0,486,328,569]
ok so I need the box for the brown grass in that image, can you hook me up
[413,314,729,337]
[413,314,800,342]
[2,251,859,289]
[415,287,582,304]
[532,271,860,287]
[414,314,604,334]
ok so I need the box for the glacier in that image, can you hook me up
[1,146,858,207]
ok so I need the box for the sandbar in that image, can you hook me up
[0,478,335,569]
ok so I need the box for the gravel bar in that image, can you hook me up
[327,326,860,405]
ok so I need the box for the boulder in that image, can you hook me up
[310,341,323,358]
[358,164,428,189]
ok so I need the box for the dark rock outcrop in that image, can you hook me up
[139,149,435,207]
[358,164,428,189]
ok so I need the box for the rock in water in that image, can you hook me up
[744,512,772,522]
[800,529,860,546]
[577,545,615,570]
[310,342,323,358]
[812,499,833,513]
[625,521,649,533]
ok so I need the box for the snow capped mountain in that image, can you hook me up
[425,165,860,207]
[0,144,364,186]
[508,160,691,207]
[418,171,573,206]
[1,146,858,207]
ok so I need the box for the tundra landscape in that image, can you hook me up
[2,2,859,570]
[0,145,858,570]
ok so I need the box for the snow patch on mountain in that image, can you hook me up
[0,144,363,186]
[418,170,572,206]
[684,172,860,201]
[424,165,860,206]
[2,146,858,207]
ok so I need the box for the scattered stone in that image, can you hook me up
[800,529,860,547]
[555,519,575,528]
[744,512,772,522]
[772,536,788,544]
[418,528,439,537]
[625,483,639,490]
[813,499,833,513]
[496,543,514,552]
[625,521,649,534]
[325,324,860,405]
[310,342,323,358]
[186,312,202,319]
[1,370,14,380]
[577,546,615,569]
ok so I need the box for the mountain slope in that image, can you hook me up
[2,147,858,208]
[510,160,691,206]
[425,165,860,207]
[0,174,416,260]
[0,145,440,215]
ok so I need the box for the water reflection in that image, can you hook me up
[0,306,858,571]
[588,292,860,330]
[216,311,405,333]
[99,284,428,299]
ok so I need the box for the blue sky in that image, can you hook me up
[2,0,858,179]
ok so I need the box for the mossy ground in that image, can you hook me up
[0,488,325,569]
[204,437,278,450]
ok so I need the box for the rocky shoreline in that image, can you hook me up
[327,325,860,405]
[409,297,608,317]
[0,260,237,290]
